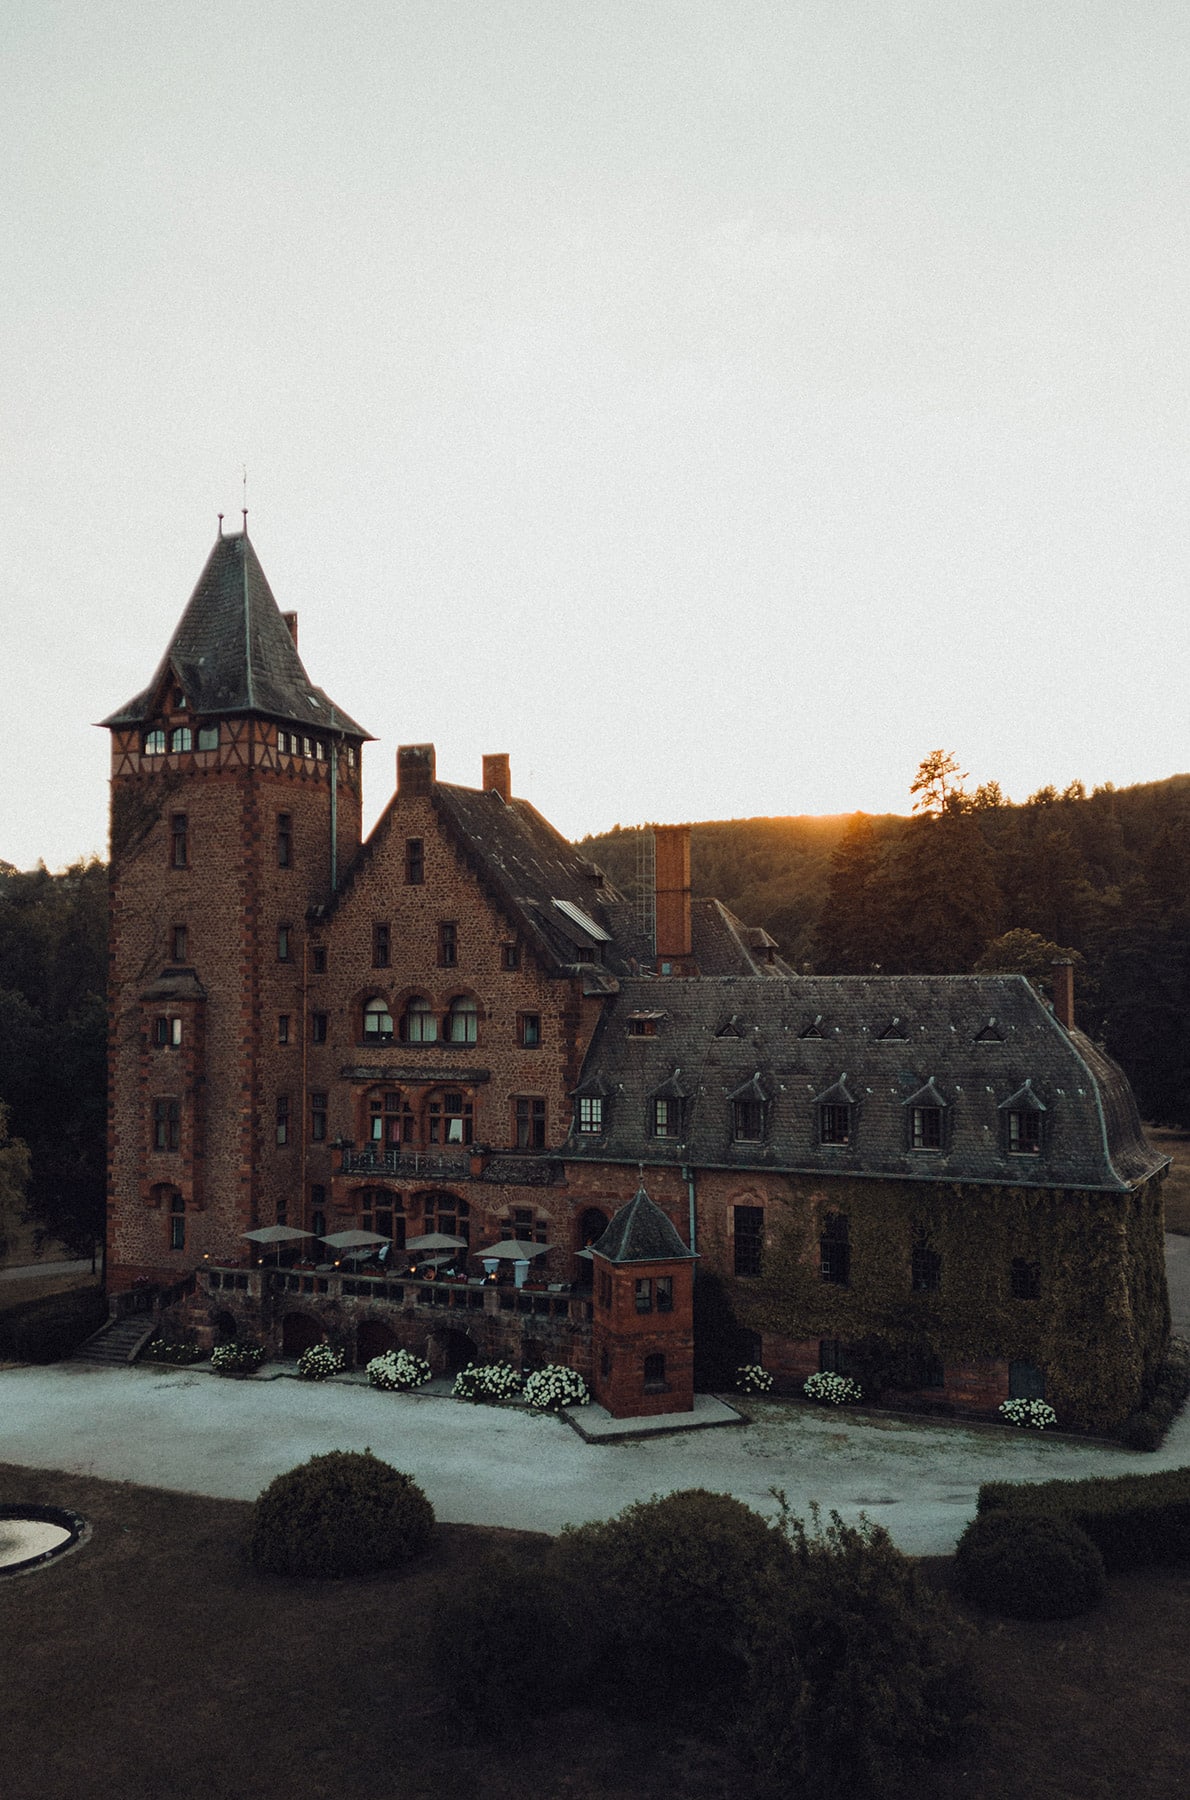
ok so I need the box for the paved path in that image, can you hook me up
[2,1358,1187,1555]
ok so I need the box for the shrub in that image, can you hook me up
[366,1349,431,1392]
[142,1336,205,1366]
[804,1370,862,1406]
[210,1340,266,1376]
[978,1465,1190,1571]
[296,1343,344,1381]
[452,1361,522,1404]
[736,1363,772,1394]
[249,1449,434,1578]
[0,1287,108,1363]
[999,1398,1057,1430]
[1122,1336,1190,1450]
[522,1364,588,1411]
[428,1551,571,1738]
[955,1509,1106,1619]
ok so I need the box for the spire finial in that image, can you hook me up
[217,512,224,538]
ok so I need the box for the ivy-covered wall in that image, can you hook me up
[696,1168,1169,1431]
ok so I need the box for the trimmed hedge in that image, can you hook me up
[0,1286,107,1362]
[978,1465,1190,1572]
[249,1449,434,1578]
[955,1510,1105,1619]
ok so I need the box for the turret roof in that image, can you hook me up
[101,531,370,738]
[590,1185,697,1264]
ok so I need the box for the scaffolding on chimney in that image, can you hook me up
[635,828,656,962]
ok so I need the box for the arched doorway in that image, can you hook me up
[281,1312,323,1356]
[357,1317,398,1364]
[576,1208,609,1288]
[428,1327,478,1376]
[212,1310,237,1343]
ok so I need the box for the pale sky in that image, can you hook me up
[3,1,1188,872]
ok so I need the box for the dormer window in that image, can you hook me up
[729,1074,769,1142]
[905,1079,948,1151]
[577,1095,604,1133]
[363,997,393,1041]
[820,1103,850,1145]
[1000,1081,1046,1155]
[627,1011,664,1038]
[652,1097,679,1138]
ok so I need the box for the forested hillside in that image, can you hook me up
[582,766,1190,1127]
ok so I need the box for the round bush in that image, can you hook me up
[249,1449,435,1578]
[954,1509,1106,1619]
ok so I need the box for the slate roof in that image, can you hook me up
[691,898,797,978]
[564,974,1166,1193]
[102,532,370,739]
[590,1185,697,1264]
[428,782,653,976]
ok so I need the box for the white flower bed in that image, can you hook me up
[296,1343,344,1381]
[210,1341,266,1376]
[452,1361,523,1404]
[366,1349,432,1393]
[803,1370,863,1406]
[522,1364,589,1412]
[735,1364,773,1395]
[999,1398,1057,1430]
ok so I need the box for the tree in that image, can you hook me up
[975,929,1082,997]
[909,750,969,817]
[815,813,895,972]
[0,1101,31,1261]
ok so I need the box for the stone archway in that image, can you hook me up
[427,1327,478,1377]
[281,1312,323,1356]
[212,1310,238,1343]
[357,1317,399,1365]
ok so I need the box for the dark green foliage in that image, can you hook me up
[955,1510,1106,1619]
[691,1269,755,1389]
[978,1465,1190,1572]
[0,1285,107,1362]
[1122,1335,1190,1450]
[428,1491,977,1799]
[249,1450,434,1578]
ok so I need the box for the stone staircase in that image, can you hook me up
[72,1315,158,1366]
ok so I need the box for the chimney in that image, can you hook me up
[397,743,436,797]
[654,824,692,963]
[482,753,511,804]
[282,611,299,647]
[1051,958,1075,1030]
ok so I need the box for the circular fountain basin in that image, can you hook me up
[0,1505,88,1576]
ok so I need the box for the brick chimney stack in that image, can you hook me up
[655,824,692,962]
[282,611,298,646]
[1051,959,1075,1030]
[397,744,436,797]
[482,753,511,803]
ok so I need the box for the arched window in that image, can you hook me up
[445,996,478,1044]
[170,726,192,752]
[143,727,165,755]
[363,997,393,1041]
[401,996,437,1044]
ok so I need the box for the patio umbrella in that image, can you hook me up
[242,1225,316,1267]
[477,1238,552,1260]
[320,1229,391,1250]
[404,1232,468,1251]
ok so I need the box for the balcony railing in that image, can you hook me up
[339,1147,472,1179]
[204,1262,593,1326]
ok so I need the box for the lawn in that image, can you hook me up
[2,1462,1188,1800]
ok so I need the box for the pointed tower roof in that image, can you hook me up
[590,1186,697,1265]
[101,530,371,738]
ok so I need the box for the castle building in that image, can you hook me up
[102,529,1170,1427]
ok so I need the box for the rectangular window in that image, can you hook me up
[655,1275,673,1314]
[643,1352,667,1392]
[278,1014,290,1045]
[514,1096,546,1150]
[820,1103,850,1145]
[577,1095,604,1133]
[911,1232,941,1293]
[170,813,188,869]
[627,1017,658,1038]
[405,838,424,884]
[635,1277,653,1314]
[277,813,292,868]
[437,921,457,967]
[373,922,390,967]
[310,1092,328,1142]
[820,1212,850,1286]
[1007,1110,1042,1154]
[429,1091,473,1145]
[152,1098,180,1152]
[197,724,219,751]
[277,924,291,962]
[517,1013,541,1048]
[732,1100,764,1142]
[153,1017,170,1047]
[169,1195,185,1251]
[310,1011,328,1044]
[911,1106,943,1150]
[733,1206,764,1277]
[275,1095,289,1146]
[171,924,187,962]
[310,947,327,975]
[652,1097,678,1137]
[1010,1258,1040,1300]
[501,941,520,970]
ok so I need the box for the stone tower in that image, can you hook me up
[101,527,370,1284]
[589,1185,698,1417]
